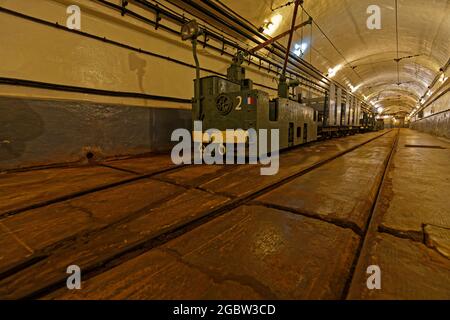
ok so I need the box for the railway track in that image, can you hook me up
[0,129,399,299]
[342,129,400,298]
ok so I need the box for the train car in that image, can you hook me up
[360,110,377,132]
[302,91,377,138]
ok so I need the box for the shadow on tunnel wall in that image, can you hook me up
[0,97,191,171]
[0,101,45,163]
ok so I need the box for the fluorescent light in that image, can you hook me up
[294,42,308,57]
[263,14,283,36]
[349,84,361,93]
[327,65,342,78]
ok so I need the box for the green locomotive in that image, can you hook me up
[194,52,318,150]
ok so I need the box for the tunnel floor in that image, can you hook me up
[0,129,449,299]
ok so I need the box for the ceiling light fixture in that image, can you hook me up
[327,65,342,78]
[181,20,201,41]
[439,73,448,83]
[294,42,308,57]
[262,14,283,36]
[349,84,361,93]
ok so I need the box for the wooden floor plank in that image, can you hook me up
[348,233,450,300]
[256,131,397,232]
[0,179,183,272]
[0,166,134,215]
[47,205,359,300]
[0,189,230,299]
[102,154,176,174]
[379,130,450,238]
[200,131,389,198]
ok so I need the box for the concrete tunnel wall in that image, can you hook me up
[0,97,192,171]
[410,91,450,139]
[1,0,308,171]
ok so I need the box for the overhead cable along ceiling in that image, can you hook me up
[167,0,375,110]
[212,0,450,116]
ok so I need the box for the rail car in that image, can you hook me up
[303,94,377,139]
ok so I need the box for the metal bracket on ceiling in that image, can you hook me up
[203,31,209,48]
[155,6,162,30]
[121,0,128,16]
[220,36,225,55]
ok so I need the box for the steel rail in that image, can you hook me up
[342,129,400,299]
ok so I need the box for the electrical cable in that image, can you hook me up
[300,3,363,82]
[395,0,400,85]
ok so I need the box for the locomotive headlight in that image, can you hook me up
[181,20,200,41]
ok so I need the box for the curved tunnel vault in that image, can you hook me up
[213,0,450,117]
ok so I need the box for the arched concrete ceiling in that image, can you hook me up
[218,0,450,115]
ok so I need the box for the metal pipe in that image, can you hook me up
[428,57,450,90]
[418,57,450,105]
[250,17,312,54]
[116,0,369,109]
[194,0,371,109]
[2,5,304,99]
[172,0,329,86]
[198,0,326,77]
[128,0,329,91]
[0,77,191,103]
[1,2,350,102]
[282,0,301,77]
[192,38,201,121]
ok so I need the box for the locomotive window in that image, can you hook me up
[269,101,278,121]
[303,123,308,143]
[297,127,301,138]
